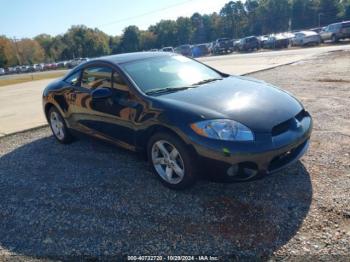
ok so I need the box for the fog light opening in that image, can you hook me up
[227,164,239,177]
[227,162,258,181]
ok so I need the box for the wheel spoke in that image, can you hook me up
[165,166,173,181]
[153,157,166,165]
[156,141,169,157]
[169,148,179,160]
[50,111,65,140]
[172,162,184,178]
[151,139,186,185]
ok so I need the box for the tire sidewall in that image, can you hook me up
[48,107,72,144]
[147,132,197,190]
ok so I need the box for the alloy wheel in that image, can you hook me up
[151,140,185,184]
[50,111,65,140]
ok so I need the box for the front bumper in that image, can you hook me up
[188,113,312,176]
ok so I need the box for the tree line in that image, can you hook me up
[1,0,350,67]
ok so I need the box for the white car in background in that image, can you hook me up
[292,31,321,46]
[0,68,5,75]
[161,47,174,52]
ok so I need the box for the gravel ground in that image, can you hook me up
[0,50,349,261]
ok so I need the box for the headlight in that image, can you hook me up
[190,119,254,141]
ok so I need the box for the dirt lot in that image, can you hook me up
[250,50,350,259]
[0,51,349,261]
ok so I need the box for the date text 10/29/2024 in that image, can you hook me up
[127,255,219,261]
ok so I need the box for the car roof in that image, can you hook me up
[299,30,317,36]
[95,52,173,65]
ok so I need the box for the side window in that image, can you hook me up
[81,66,112,90]
[64,70,81,86]
[112,72,129,92]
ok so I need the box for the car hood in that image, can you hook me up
[156,76,303,133]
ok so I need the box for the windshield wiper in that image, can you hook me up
[145,86,194,95]
[192,78,223,86]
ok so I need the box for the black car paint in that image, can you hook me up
[43,52,312,176]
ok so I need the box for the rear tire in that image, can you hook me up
[331,35,338,43]
[147,132,197,190]
[48,107,73,144]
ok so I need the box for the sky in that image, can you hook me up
[0,0,230,38]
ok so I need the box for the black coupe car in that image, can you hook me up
[43,52,312,189]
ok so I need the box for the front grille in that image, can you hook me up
[295,109,308,121]
[268,141,307,171]
[272,109,307,136]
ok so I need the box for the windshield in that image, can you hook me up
[121,55,222,93]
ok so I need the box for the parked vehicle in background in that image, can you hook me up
[161,47,174,52]
[207,42,214,53]
[320,21,350,43]
[20,65,29,73]
[282,32,295,41]
[6,67,16,74]
[228,39,237,50]
[57,61,68,68]
[292,31,321,46]
[68,58,89,69]
[175,45,192,57]
[44,63,52,71]
[237,36,260,52]
[27,65,35,72]
[192,44,210,57]
[213,38,233,54]
[233,39,241,51]
[0,68,5,75]
[310,27,323,34]
[258,35,269,48]
[33,64,44,71]
[263,35,289,49]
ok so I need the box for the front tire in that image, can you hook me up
[147,132,197,190]
[48,107,73,144]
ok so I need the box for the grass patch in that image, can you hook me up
[0,71,67,87]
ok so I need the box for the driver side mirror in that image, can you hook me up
[91,87,112,99]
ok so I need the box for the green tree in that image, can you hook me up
[119,25,140,52]
[245,0,262,35]
[339,0,350,20]
[317,0,340,25]
[49,36,67,61]
[151,20,178,47]
[191,13,206,43]
[257,0,291,34]
[0,36,17,67]
[60,25,110,59]
[34,34,54,61]
[291,0,319,30]
[17,38,45,64]
[220,1,247,38]
[176,17,193,44]
[109,35,121,54]
[139,31,156,50]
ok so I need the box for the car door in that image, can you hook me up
[71,64,141,147]
[323,25,333,40]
